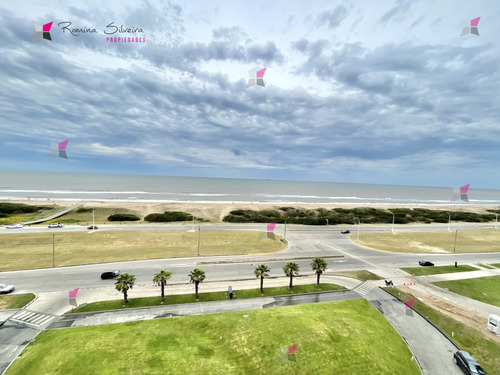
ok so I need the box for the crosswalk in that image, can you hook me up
[10,310,56,327]
[353,282,378,296]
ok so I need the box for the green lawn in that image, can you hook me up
[326,270,381,281]
[0,230,286,271]
[401,265,478,276]
[7,299,420,375]
[353,228,500,253]
[491,263,500,268]
[433,276,500,307]
[384,287,500,374]
[70,284,346,313]
[0,294,35,310]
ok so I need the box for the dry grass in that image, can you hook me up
[0,230,287,271]
[352,228,500,253]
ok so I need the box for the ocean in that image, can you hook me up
[0,170,499,206]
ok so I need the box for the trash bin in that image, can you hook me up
[455,261,458,268]
[228,286,233,299]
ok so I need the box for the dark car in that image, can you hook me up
[341,230,350,234]
[453,350,487,374]
[87,225,98,230]
[101,270,121,280]
[419,260,434,266]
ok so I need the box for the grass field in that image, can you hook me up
[0,294,35,310]
[7,299,420,375]
[353,228,500,253]
[433,276,500,307]
[384,287,500,374]
[326,270,381,280]
[0,230,286,271]
[69,284,346,313]
[401,265,478,276]
[491,263,500,268]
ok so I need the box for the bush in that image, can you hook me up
[108,214,140,222]
[144,211,194,223]
[0,203,45,215]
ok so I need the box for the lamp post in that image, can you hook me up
[326,219,329,226]
[391,213,395,234]
[448,212,451,232]
[197,225,201,256]
[52,234,55,267]
[453,229,458,253]
[496,214,499,230]
[284,218,288,239]
[357,218,361,240]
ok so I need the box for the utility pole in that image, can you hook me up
[197,225,201,256]
[453,229,458,253]
[357,219,360,240]
[448,212,451,232]
[52,234,55,267]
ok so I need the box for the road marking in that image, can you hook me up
[10,310,56,327]
[353,282,378,296]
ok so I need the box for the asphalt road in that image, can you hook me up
[1,226,499,294]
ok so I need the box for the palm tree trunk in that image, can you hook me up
[124,290,128,304]
[260,276,264,293]
[161,281,165,301]
[317,272,320,287]
[195,282,199,299]
[289,274,293,289]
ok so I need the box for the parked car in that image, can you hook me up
[5,223,23,229]
[48,223,64,228]
[341,230,350,234]
[0,284,15,294]
[419,260,434,266]
[453,350,487,375]
[87,225,98,230]
[101,270,121,280]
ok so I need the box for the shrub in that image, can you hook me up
[108,214,140,222]
[144,211,194,222]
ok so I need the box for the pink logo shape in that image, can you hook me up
[405,298,415,309]
[69,288,79,298]
[43,21,53,32]
[246,68,267,88]
[470,17,480,27]
[256,68,266,78]
[33,21,53,41]
[50,139,69,159]
[288,344,297,354]
[460,184,470,194]
[267,222,277,232]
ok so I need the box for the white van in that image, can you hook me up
[487,314,499,335]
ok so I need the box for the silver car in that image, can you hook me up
[5,223,23,229]
[0,284,15,294]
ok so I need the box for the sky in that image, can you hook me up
[1,0,500,188]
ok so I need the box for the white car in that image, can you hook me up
[0,284,15,294]
[48,223,64,228]
[5,223,23,229]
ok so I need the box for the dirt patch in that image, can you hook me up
[400,286,500,343]
[408,241,448,253]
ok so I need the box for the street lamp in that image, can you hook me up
[284,218,288,239]
[52,233,55,267]
[357,218,361,240]
[391,213,395,234]
[495,214,499,230]
[448,212,451,232]
[453,229,458,253]
[326,219,329,226]
[197,225,201,256]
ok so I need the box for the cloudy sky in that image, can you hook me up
[1,0,500,188]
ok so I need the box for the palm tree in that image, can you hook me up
[153,270,172,302]
[283,262,299,289]
[189,268,206,299]
[310,258,328,287]
[115,272,136,304]
[254,264,271,293]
